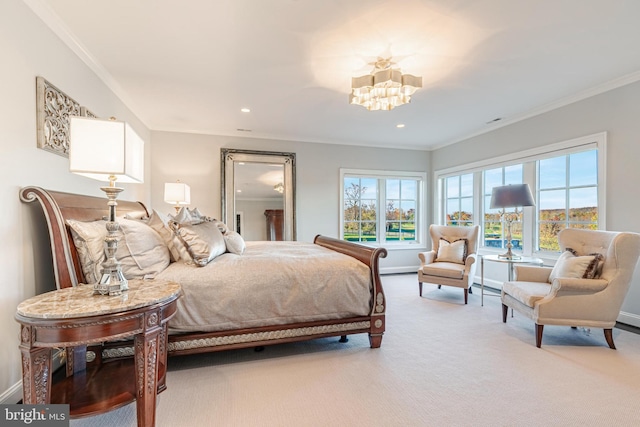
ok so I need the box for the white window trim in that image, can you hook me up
[340,168,428,250]
[433,132,607,261]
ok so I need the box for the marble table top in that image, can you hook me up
[16,279,181,320]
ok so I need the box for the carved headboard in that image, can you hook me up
[20,186,149,289]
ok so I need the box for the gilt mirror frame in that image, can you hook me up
[221,148,296,240]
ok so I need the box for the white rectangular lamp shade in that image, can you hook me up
[69,116,144,183]
[164,182,191,205]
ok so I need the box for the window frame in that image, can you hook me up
[434,132,607,261]
[340,168,427,249]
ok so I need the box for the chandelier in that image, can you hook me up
[350,57,422,111]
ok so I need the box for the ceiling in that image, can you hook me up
[27,0,640,150]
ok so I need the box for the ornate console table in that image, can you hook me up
[15,279,181,427]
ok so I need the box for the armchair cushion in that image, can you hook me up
[548,250,603,283]
[502,281,551,307]
[421,262,465,280]
[435,238,467,264]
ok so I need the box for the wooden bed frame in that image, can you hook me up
[20,186,388,359]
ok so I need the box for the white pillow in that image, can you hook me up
[223,229,246,255]
[170,220,227,266]
[436,238,467,264]
[548,250,601,283]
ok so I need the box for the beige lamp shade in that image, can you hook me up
[69,116,144,183]
[164,182,191,205]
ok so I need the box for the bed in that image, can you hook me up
[20,186,388,359]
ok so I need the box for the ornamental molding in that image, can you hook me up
[35,76,97,157]
[168,321,371,352]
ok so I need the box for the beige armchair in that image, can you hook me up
[418,225,480,304]
[502,228,640,348]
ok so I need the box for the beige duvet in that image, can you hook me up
[154,241,372,333]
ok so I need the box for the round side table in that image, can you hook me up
[15,279,181,427]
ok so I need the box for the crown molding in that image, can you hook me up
[23,0,145,126]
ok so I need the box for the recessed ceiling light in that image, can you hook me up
[240,108,251,113]
[236,189,242,193]
[396,124,405,128]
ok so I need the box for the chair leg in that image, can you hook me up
[463,289,468,304]
[437,285,442,289]
[502,304,508,323]
[535,324,544,348]
[604,329,616,349]
[419,282,423,297]
[468,286,473,294]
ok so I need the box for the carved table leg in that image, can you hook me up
[135,311,162,427]
[20,344,52,404]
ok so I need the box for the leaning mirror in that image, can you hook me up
[221,149,296,241]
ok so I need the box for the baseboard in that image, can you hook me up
[617,311,640,329]
[0,381,22,404]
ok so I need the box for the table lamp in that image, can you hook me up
[164,181,191,213]
[490,184,535,259]
[69,116,144,296]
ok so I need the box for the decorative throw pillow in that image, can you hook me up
[172,206,198,225]
[147,209,181,262]
[586,253,605,279]
[223,229,246,255]
[170,220,227,266]
[548,249,603,283]
[117,218,170,279]
[436,238,468,264]
[67,219,108,284]
[67,218,171,282]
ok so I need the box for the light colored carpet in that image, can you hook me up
[71,274,640,427]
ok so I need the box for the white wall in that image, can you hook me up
[432,79,640,327]
[150,131,432,273]
[0,1,149,403]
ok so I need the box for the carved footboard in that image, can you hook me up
[157,236,387,357]
[313,235,388,347]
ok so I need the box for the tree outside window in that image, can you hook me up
[445,174,473,226]
[343,173,422,244]
[538,150,598,251]
[385,179,417,241]
[343,177,377,242]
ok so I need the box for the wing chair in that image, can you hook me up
[501,228,640,348]
[418,225,480,304]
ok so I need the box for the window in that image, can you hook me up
[434,132,605,258]
[341,169,425,245]
[445,173,473,226]
[537,149,598,251]
[483,165,523,251]
[385,179,418,241]
[343,176,378,242]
